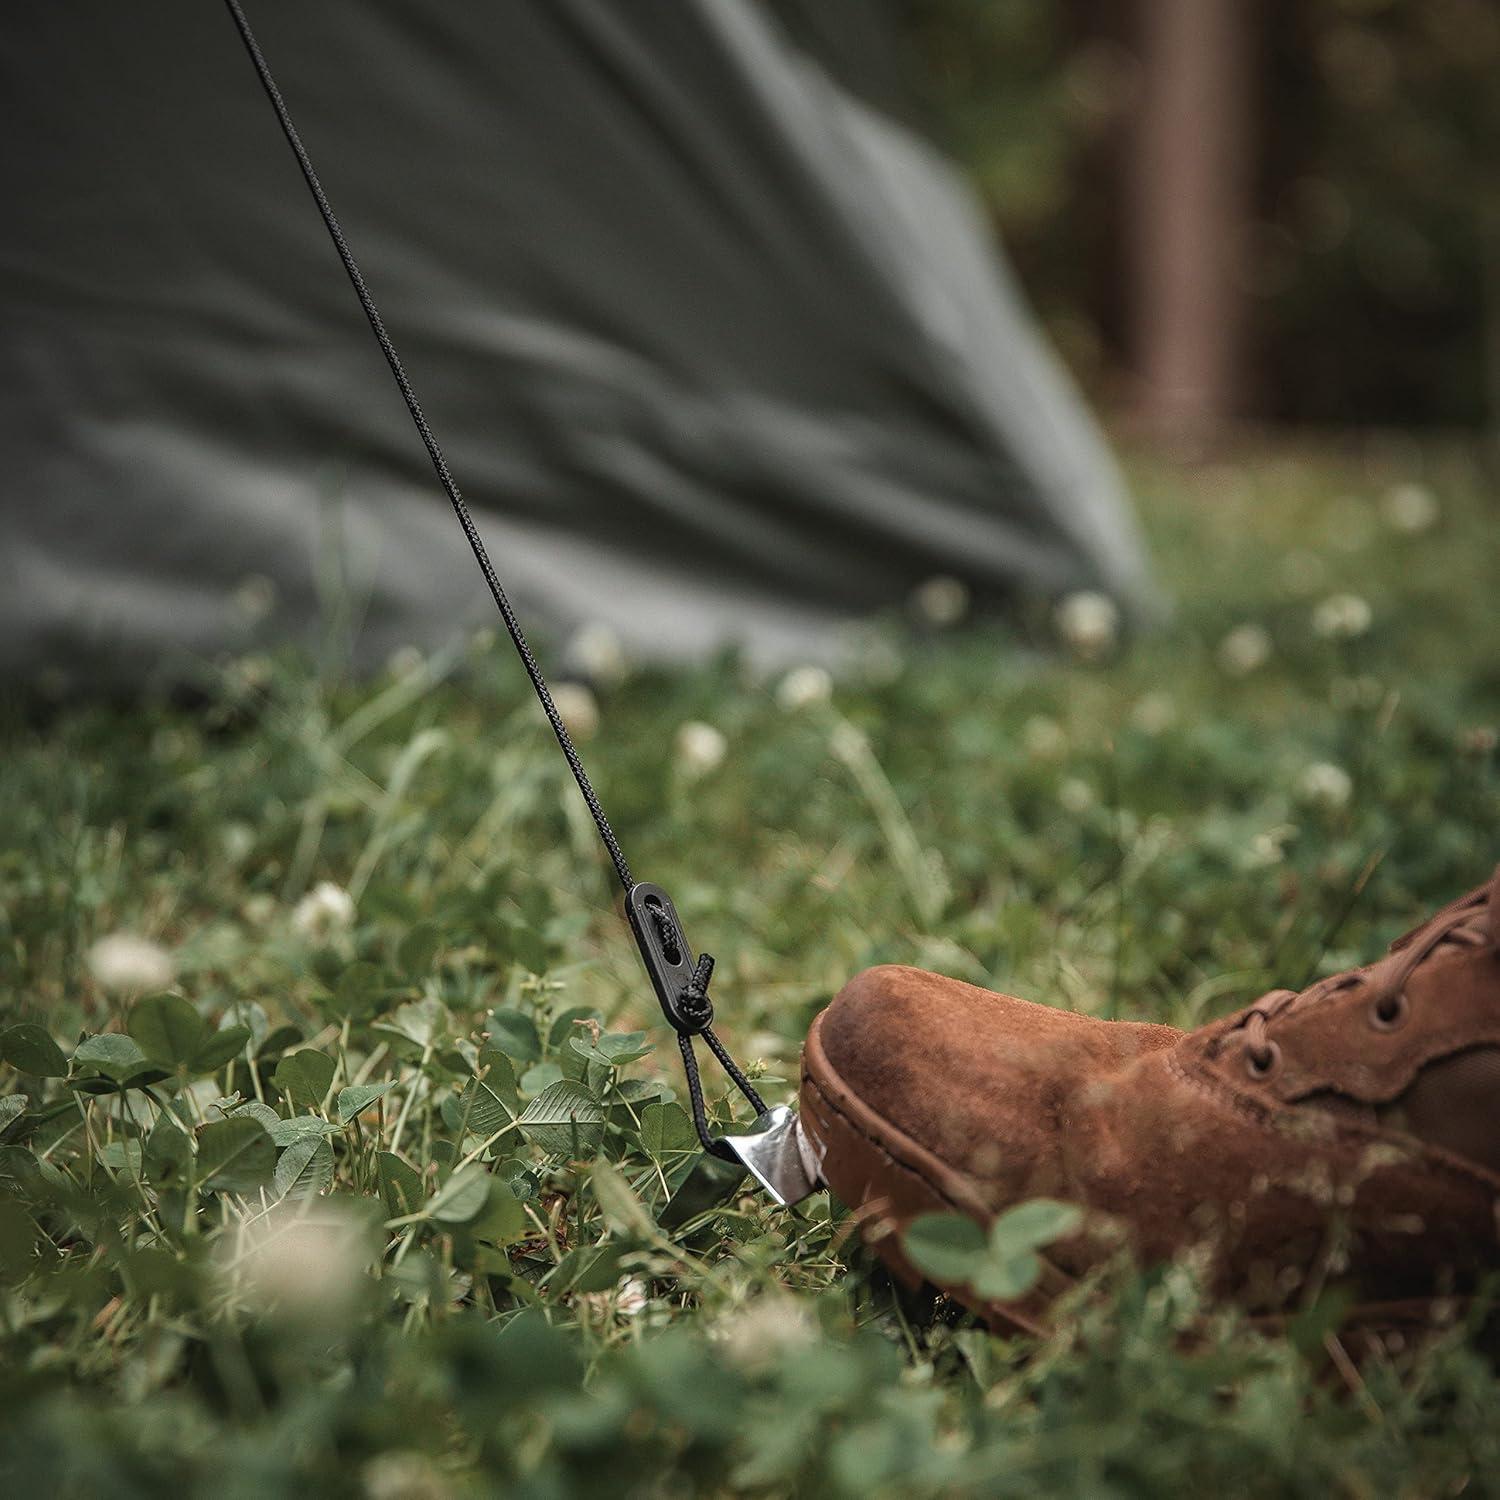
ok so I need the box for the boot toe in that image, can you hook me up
[803,964,1178,1195]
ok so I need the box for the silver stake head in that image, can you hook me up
[720,1105,823,1206]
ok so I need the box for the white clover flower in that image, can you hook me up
[1217,623,1272,677]
[1022,715,1067,760]
[1130,691,1177,736]
[615,1276,649,1317]
[1054,590,1120,661]
[292,881,356,942]
[362,1451,451,1500]
[1299,762,1353,810]
[565,622,629,686]
[910,575,970,628]
[1059,777,1095,814]
[550,682,599,741]
[1381,483,1439,535]
[674,720,727,778]
[225,1204,370,1327]
[232,655,272,692]
[232,573,276,626]
[1247,824,1297,868]
[1312,593,1372,640]
[1459,725,1498,756]
[221,822,256,865]
[715,1295,816,1373]
[776,665,833,711]
[385,644,425,680]
[87,933,176,994]
[243,893,278,928]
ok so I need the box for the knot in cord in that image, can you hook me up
[643,901,715,1033]
[667,949,769,1159]
[677,951,716,1032]
[626,884,764,1153]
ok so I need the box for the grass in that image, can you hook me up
[1,444,1498,1496]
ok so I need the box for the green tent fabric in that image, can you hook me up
[1,0,1155,689]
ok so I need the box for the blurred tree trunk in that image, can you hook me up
[1485,201,1500,443]
[1130,0,1255,445]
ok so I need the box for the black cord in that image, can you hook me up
[678,1033,734,1160]
[675,954,764,1154]
[222,0,632,893]
[224,2,775,1163]
[702,1027,767,1117]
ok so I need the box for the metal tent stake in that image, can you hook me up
[628,881,820,1206]
[660,1106,823,1228]
[721,1106,824,1204]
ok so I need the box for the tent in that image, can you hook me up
[1,0,1156,689]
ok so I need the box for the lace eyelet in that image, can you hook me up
[1245,1041,1281,1079]
[1369,990,1409,1032]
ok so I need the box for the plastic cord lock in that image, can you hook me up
[626,882,712,1034]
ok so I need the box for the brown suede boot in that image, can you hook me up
[800,868,1500,1335]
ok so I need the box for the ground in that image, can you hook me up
[2,446,1498,1496]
